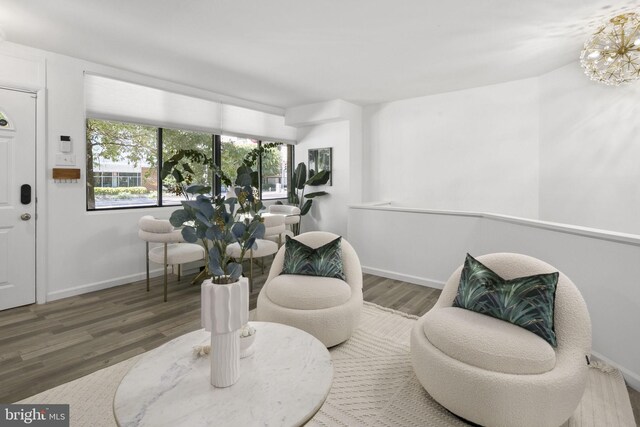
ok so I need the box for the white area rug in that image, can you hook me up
[19,303,636,426]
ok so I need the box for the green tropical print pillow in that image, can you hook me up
[281,236,345,280]
[453,254,559,347]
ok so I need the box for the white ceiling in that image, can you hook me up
[0,0,637,108]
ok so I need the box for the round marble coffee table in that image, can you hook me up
[113,322,332,427]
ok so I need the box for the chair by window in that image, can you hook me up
[138,215,205,302]
[268,205,301,235]
[262,213,293,247]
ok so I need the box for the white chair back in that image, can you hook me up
[263,214,286,238]
[138,215,183,243]
[268,205,301,216]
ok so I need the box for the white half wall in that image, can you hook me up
[348,203,640,390]
[363,78,540,219]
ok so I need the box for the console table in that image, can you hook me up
[114,322,333,426]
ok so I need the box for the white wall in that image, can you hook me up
[0,42,289,301]
[348,204,640,390]
[295,121,350,236]
[363,78,540,219]
[287,100,363,238]
[539,63,640,235]
[363,65,640,236]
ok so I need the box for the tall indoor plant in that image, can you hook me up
[286,162,331,234]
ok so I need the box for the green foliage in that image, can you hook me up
[163,128,213,188]
[169,166,265,284]
[288,162,331,230]
[161,149,228,198]
[221,141,281,188]
[94,186,150,195]
[86,119,158,168]
[161,142,283,198]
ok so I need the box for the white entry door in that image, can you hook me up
[0,88,36,311]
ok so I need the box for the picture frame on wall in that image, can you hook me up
[308,147,332,186]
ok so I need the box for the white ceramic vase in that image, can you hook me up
[201,277,249,388]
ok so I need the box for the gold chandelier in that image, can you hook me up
[580,12,640,85]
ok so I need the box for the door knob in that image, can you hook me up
[20,213,31,221]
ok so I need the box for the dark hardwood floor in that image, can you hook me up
[0,263,637,424]
[0,261,439,403]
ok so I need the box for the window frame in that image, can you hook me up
[86,119,292,211]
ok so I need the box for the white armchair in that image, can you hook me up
[410,253,592,427]
[256,231,363,347]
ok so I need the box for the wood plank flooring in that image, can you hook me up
[0,265,637,424]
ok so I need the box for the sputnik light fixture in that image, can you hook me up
[580,12,640,85]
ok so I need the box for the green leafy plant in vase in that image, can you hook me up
[169,165,265,284]
[166,159,266,388]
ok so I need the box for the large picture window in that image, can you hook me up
[86,119,292,210]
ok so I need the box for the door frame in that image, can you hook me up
[1,85,48,305]
[35,88,47,304]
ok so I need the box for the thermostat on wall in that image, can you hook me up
[60,135,72,153]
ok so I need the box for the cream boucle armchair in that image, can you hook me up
[256,231,363,347]
[410,253,592,427]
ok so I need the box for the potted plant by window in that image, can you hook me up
[281,162,331,235]
[169,165,265,388]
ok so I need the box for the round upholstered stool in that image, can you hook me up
[226,239,278,291]
[410,253,591,427]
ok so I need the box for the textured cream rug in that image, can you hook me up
[19,303,636,426]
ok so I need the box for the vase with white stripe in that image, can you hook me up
[201,277,249,387]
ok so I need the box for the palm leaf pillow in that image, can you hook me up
[453,254,559,347]
[281,236,345,280]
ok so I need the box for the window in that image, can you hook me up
[86,119,158,210]
[86,119,293,210]
[117,172,141,187]
[220,136,258,197]
[93,172,113,188]
[261,142,288,200]
[162,128,214,206]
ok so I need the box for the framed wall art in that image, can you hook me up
[308,147,332,186]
